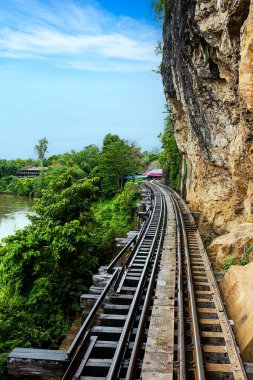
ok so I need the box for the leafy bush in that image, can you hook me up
[203,235,213,247]
[92,182,140,260]
[222,256,236,273]
[0,164,88,197]
[222,246,253,273]
[0,168,140,378]
[245,245,253,258]
[0,170,100,377]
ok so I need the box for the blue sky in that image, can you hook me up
[0,0,165,159]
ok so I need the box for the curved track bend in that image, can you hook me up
[62,183,166,380]
[156,183,247,380]
[61,182,247,380]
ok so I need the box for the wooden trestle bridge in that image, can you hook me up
[8,182,251,379]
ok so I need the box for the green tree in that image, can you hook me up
[0,160,18,178]
[102,134,121,152]
[99,135,140,197]
[128,143,143,172]
[73,145,100,176]
[35,137,48,170]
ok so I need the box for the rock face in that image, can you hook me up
[162,0,253,234]
[208,222,253,266]
[220,262,253,361]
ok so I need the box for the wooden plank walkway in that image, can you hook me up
[141,191,176,380]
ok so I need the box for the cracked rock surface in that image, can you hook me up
[162,0,253,234]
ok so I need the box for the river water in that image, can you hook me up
[0,194,34,242]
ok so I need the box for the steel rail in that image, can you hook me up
[107,198,153,274]
[70,336,97,379]
[125,192,166,379]
[61,185,158,380]
[154,181,186,379]
[170,194,186,380]
[148,183,249,380]
[65,268,120,359]
[106,234,137,274]
[63,268,120,380]
[106,185,165,380]
[64,186,154,361]
[166,185,248,380]
[158,183,205,379]
[113,194,157,294]
[171,193,206,380]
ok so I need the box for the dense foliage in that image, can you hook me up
[0,171,99,377]
[93,182,140,256]
[0,136,144,199]
[0,145,100,197]
[0,134,142,379]
[159,116,182,192]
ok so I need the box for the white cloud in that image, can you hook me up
[0,0,160,72]
[60,59,154,73]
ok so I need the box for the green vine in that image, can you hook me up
[159,115,181,192]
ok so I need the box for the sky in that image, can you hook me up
[0,0,165,159]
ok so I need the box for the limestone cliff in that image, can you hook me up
[161,0,253,234]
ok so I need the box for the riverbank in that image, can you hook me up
[0,194,34,242]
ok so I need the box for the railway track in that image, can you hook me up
[61,182,248,380]
[158,183,247,380]
[62,184,166,380]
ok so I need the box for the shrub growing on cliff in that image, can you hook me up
[222,246,253,273]
[159,115,181,192]
[151,0,171,19]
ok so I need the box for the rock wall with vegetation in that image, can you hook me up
[160,0,253,234]
[158,115,182,193]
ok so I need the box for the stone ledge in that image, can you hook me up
[8,348,68,377]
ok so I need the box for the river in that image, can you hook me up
[0,194,34,242]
